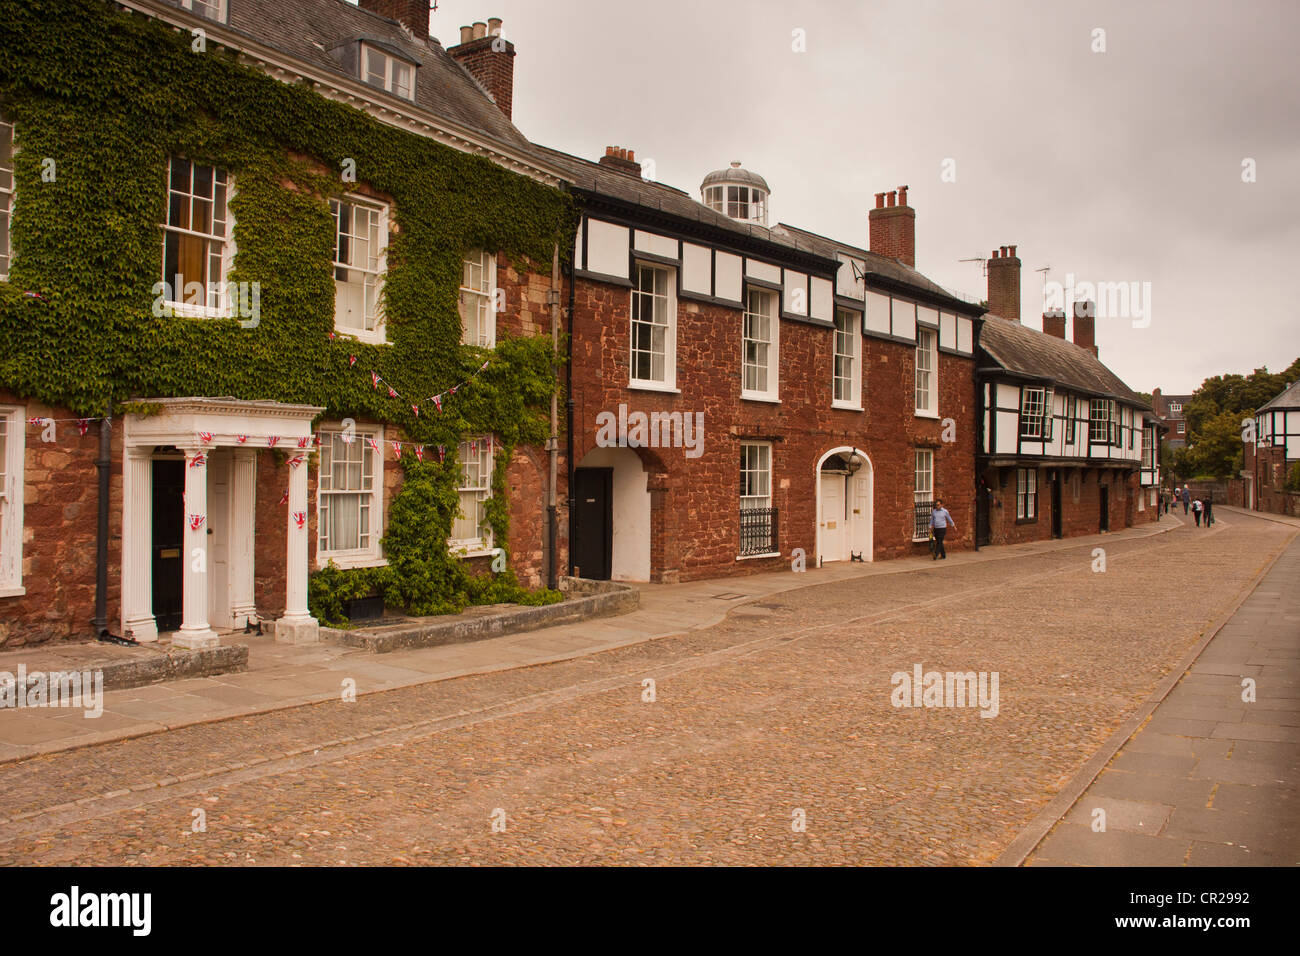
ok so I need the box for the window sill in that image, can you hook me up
[316,553,387,570]
[742,393,781,404]
[335,330,390,347]
[736,552,780,561]
[914,410,940,420]
[910,536,930,544]
[832,400,862,411]
[164,302,232,320]
[451,544,497,559]
[628,381,681,394]
[0,585,26,599]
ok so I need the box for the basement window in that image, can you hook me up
[362,44,415,100]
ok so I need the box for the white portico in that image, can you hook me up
[121,397,324,648]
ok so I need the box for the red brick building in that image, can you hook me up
[1244,380,1300,514]
[540,145,980,582]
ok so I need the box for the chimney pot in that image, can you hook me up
[605,146,615,157]
[448,15,516,118]
[868,185,917,268]
[472,21,487,39]
[488,17,503,35]
[459,25,473,44]
[627,149,635,162]
[1008,244,1017,258]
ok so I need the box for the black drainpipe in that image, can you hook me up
[565,227,577,578]
[93,399,112,637]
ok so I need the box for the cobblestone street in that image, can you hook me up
[0,511,1293,866]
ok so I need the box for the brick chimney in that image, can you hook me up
[986,245,1021,322]
[1152,387,1163,416]
[598,146,642,178]
[868,186,915,268]
[448,18,516,119]
[1042,307,1066,339]
[1072,300,1098,356]
[358,0,431,38]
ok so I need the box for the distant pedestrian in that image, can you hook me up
[1204,493,1214,527]
[1182,485,1190,514]
[930,498,956,560]
[1193,497,1203,526]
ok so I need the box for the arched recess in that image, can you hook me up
[815,446,873,565]
[573,445,651,581]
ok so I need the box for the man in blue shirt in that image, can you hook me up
[930,498,956,560]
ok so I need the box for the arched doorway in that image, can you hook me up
[816,447,873,564]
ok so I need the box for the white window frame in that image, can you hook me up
[1089,398,1112,444]
[451,436,494,556]
[362,44,416,101]
[742,287,779,402]
[0,406,26,596]
[914,327,938,417]
[161,156,234,318]
[1170,402,1182,414]
[913,448,933,541]
[738,441,777,558]
[180,0,227,22]
[459,249,497,349]
[316,425,385,569]
[1016,468,1037,520]
[331,194,389,344]
[0,115,12,282]
[1020,386,1054,440]
[703,184,768,225]
[832,307,861,409]
[629,262,677,391]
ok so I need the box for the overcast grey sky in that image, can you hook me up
[420,0,1298,394]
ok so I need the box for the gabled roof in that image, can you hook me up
[775,222,983,315]
[1258,379,1300,412]
[979,314,1149,408]
[158,0,535,157]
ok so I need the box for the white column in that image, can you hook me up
[174,444,218,649]
[275,448,319,643]
[228,448,258,629]
[121,448,158,643]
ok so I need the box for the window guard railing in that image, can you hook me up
[913,500,934,541]
[739,506,778,556]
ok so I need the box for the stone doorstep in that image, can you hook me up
[320,578,641,654]
[0,643,249,696]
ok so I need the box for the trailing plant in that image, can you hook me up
[0,0,576,616]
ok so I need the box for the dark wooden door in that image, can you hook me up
[975,481,991,548]
[1099,485,1110,533]
[572,467,613,580]
[1051,479,1063,538]
[151,459,185,632]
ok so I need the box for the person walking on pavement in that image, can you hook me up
[930,498,956,560]
[1193,497,1203,526]
[1182,484,1191,514]
[1204,492,1214,527]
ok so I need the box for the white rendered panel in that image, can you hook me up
[939,311,956,350]
[746,258,782,284]
[634,230,678,260]
[715,251,743,302]
[586,219,630,279]
[957,316,973,353]
[837,256,865,300]
[865,291,891,334]
[681,242,712,295]
[810,276,833,321]
[892,298,916,340]
[783,270,808,315]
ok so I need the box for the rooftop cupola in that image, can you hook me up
[701,162,770,226]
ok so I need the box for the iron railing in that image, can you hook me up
[913,500,934,541]
[739,506,778,556]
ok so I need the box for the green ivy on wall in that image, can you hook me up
[0,0,576,619]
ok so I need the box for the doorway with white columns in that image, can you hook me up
[121,398,324,648]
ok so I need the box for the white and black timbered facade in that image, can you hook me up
[975,315,1157,543]
[1254,380,1300,463]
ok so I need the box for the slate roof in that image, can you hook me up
[1258,379,1300,412]
[533,145,836,264]
[978,314,1149,407]
[158,0,535,156]
[775,222,982,313]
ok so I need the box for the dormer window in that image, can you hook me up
[362,44,415,100]
[703,184,767,225]
[180,0,226,22]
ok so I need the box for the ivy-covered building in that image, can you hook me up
[0,0,574,647]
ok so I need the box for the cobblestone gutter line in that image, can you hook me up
[0,538,1195,843]
[992,513,1297,866]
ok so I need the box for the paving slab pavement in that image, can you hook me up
[0,517,1181,763]
[1020,517,1300,866]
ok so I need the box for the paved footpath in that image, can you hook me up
[0,507,1293,865]
[1023,506,1300,866]
[0,517,1180,763]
